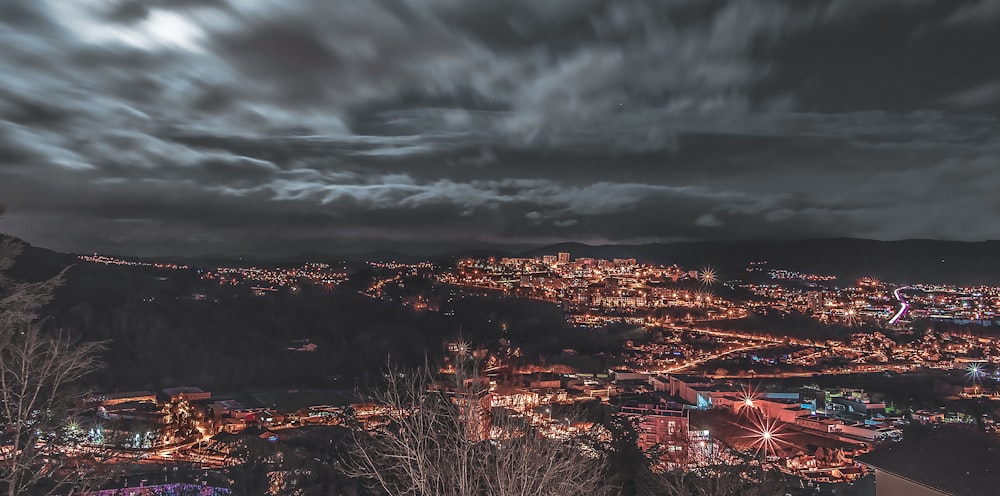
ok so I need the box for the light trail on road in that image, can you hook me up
[654,343,780,374]
[889,286,910,325]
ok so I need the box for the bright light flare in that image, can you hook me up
[967,363,986,383]
[844,308,860,327]
[744,414,789,460]
[736,382,761,417]
[699,267,717,285]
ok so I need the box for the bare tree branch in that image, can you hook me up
[0,238,108,496]
[344,362,613,496]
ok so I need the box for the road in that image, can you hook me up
[667,325,858,353]
[636,324,863,375]
[889,286,910,325]
[649,342,782,374]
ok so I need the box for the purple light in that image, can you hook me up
[889,286,910,325]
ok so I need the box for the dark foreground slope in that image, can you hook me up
[3,235,610,392]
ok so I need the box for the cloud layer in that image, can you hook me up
[1,0,998,255]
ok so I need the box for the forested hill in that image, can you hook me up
[0,234,76,281]
[0,234,614,392]
[1,235,454,391]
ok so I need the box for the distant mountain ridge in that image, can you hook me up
[3,233,1000,286]
[519,238,1000,285]
[0,234,77,281]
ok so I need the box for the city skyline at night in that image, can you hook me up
[2,2,998,495]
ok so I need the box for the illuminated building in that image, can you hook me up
[161,386,211,403]
[91,391,157,406]
[287,338,318,352]
[620,403,689,459]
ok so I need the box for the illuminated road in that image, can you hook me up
[669,325,859,354]
[651,342,781,374]
[635,324,863,375]
[79,423,226,469]
[666,325,831,349]
[889,286,910,325]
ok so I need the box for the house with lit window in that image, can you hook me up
[620,403,689,461]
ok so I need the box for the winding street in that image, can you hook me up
[889,286,910,325]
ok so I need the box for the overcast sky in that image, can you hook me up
[1,0,998,256]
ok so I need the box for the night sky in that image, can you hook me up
[1,1,998,256]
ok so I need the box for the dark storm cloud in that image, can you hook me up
[753,1,1000,113]
[1,0,998,256]
[104,0,231,23]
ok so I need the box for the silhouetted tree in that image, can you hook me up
[345,363,613,496]
[225,436,278,496]
[0,234,107,496]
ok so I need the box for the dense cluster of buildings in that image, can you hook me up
[434,254,1000,377]
[63,338,997,495]
[437,253,1000,340]
[743,276,1000,328]
[742,276,896,326]
[503,369,891,481]
[620,325,1000,380]
[899,284,1000,325]
[437,253,745,327]
[72,251,1000,494]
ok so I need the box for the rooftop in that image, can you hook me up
[162,386,208,395]
[858,426,1000,496]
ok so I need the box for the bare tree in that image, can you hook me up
[479,411,613,496]
[0,235,107,496]
[225,436,279,496]
[345,363,613,496]
[652,464,788,496]
[345,366,481,496]
[0,237,62,334]
[647,442,789,496]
